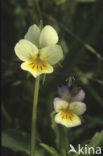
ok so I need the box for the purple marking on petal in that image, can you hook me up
[58,85,69,98]
[71,89,86,102]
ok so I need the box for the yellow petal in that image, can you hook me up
[39,25,58,48]
[53,98,68,112]
[20,58,53,78]
[54,112,81,128]
[40,45,63,65]
[69,102,86,115]
[14,39,38,61]
[24,24,40,46]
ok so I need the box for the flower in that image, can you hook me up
[14,24,63,78]
[53,86,86,128]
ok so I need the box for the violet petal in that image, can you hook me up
[71,89,85,102]
[58,85,69,98]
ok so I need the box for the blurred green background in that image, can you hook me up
[2,0,103,156]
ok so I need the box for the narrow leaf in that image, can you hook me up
[89,130,103,147]
[2,129,30,154]
[40,143,59,156]
[76,0,96,2]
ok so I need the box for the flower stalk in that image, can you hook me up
[60,127,68,156]
[31,76,40,156]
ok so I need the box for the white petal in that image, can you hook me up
[70,102,86,115]
[39,25,58,48]
[24,24,40,46]
[14,39,38,61]
[71,89,85,102]
[53,98,68,112]
[21,61,53,78]
[54,112,81,128]
[40,45,63,65]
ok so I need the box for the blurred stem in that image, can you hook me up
[35,0,42,22]
[31,76,40,156]
[60,127,69,156]
[2,104,12,124]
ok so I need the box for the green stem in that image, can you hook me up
[31,76,40,156]
[35,0,42,22]
[2,104,12,123]
[60,127,69,156]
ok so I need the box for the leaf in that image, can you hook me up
[81,131,103,156]
[34,149,45,156]
[2,129,30,154]
[79,72,93,84]
[76,0,96,2]
[50,111,60,149]
[54,0,66,5]
[84,43,103,60]
[60,40,69,55]
[72,131,103,156]
[40,143,59,156]
[89,130,103,147]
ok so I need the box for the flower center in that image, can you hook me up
[60,109,74,121]
[27,55,48,72]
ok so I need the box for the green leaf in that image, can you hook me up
[2,129,30,154]
[77,131,103,156]
[54,0,66,5]
[50,111,60,149]
[89,130,103,147]
[79,72,93,84]
[60,40,69,55]
[40,143,59,156]
[76,0,96,2]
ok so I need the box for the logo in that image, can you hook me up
[68,144,102,155]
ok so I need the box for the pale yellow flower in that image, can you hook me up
[53,86,86,128]
[14,24,63,77]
